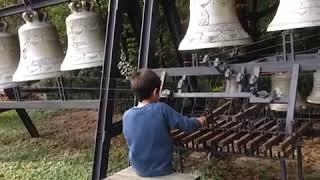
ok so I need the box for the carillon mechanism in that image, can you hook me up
[13,10,63,82]
[307,70,320,104]
[0,20,19,89]
[0,0,320,180]
[61,0,105,71]
[270,73,306,112]
[268,0,320,31]
[171,101,311,160]
[178,0,251,51]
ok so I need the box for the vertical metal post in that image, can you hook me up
[297,140,304,180]
[160,0,184,66]
[138,0,159,69]
[280,159,288,180]
[289,31,295,61]
[282,31,287,61]
[285,64,299,134]
[92,0,124,179]
[125,0,142,40]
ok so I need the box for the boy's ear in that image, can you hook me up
[153,88,159,95]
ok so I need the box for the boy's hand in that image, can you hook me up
[196,116,207,127]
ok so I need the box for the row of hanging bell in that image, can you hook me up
[268,0,320,106]
[61,0,105,71]
[9,0,105,83]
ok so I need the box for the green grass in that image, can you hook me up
[0,110,128,180]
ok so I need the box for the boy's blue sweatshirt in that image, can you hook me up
[123,102,200,177]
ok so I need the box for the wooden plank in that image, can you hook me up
[246,134,269,149]
[207,130,233,146]
[260,135,282,152]
[194,131,220,145]
[181,131,206,144]
[105,167,200,180]
[232,104,261,121]
[170,129,181,136]
[256,120,276,131]
[278,122,311,152]
[234,133,254,149]
[218,132,243,147]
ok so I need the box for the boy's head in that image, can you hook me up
[130,69,161,102]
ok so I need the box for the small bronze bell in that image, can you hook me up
[0,21,19,89]
[13,11,63,82]
[61,0,105,71]
[179,0,251,51]
[270,73,306,111]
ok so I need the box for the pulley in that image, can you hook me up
[0,21,19,89]
[307,70,320,104]
[13,11,63,82]
[179,0,251,51]
[268,0,320,31]
[270,73,306,112]
[60,0,105,71]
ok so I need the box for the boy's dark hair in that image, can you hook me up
[130,69,161,101]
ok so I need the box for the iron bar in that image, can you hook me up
[153,54,320,77]
[285,64,299,134]
[138,0,159,68]
[0,0,69,17]
[92,0,128,178]
[0,100,99,109]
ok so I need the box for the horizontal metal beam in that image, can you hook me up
[0,100,99,109]
[153,54,320,77]
[170,92,251,98]
[0,0,68,17]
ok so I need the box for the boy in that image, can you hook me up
[123,69,207,177]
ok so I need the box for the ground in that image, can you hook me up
[0,110,319,180]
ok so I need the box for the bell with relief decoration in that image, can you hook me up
[307,71,320,104]
[0,21,19,89]
[268,0,320,31]
[179,0,251,51]
[270,73,306,112]
[13,11,63,82]
[61,0,105,71]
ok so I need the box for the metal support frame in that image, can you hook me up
[92,0,141,179]
[285,64,299,134]
[4,88,40,138]
[0,0,69,17]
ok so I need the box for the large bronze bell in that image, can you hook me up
[268,0,320,31]
[270,73,306,112]
[60,0,105,71]
[179,0,251,51]
[0,21,19,89]
[307,71,320,104]
[13,11,63,82]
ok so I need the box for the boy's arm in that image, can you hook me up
[161,103,202,133]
